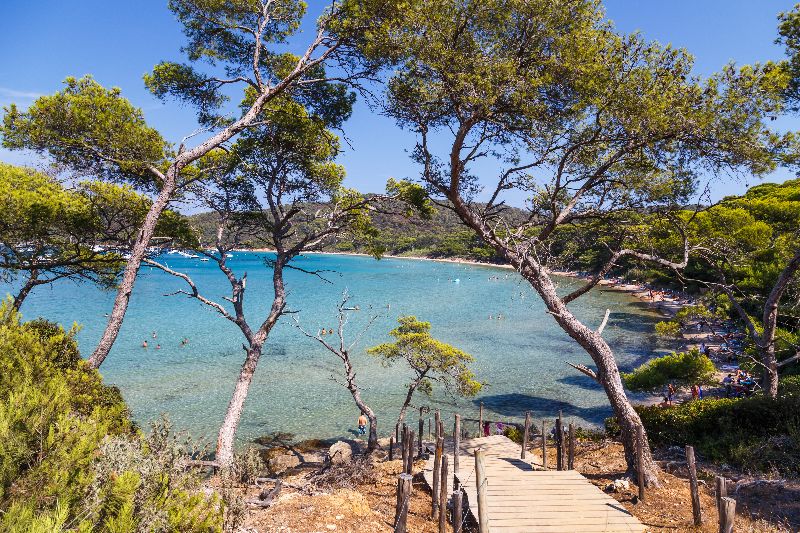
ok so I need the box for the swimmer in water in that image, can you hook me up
[142,340,148,348]
[181,338,188,346]
[152,331,157,339]
[156,344,161,349]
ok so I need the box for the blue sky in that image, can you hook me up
[1,0,798,205]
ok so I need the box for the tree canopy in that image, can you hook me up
[623,349,718,393]
[368,316,482,425]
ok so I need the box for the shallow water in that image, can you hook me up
[8,252,669,444]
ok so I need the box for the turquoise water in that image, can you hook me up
[7,252,668,444]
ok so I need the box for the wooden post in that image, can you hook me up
[479,402,484,436]
[428,418,432,440]
[435,410,441,439]
[395,423,400,443]
[567,422,575,470]
[452,490,463,533]
[719,496,736,533]
[555,416,563,471]
[406,430,415,474]
[419,416,424,457]
[474,448,489,533]
[394,473,413,533]
[389,436,394,461]
[541,420,547,470]
[521,411,530,460]
[636,425,645,502]
[686,445,703,526]
[432,435,444,519]
[438,455,449,533]
[454,414,461,478]
[400,428,408,473]
[715,476,727,514]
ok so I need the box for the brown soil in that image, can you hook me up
[233,440,796,532]
[244,458,437,533]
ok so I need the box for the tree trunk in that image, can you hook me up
[88,173,177,368]
[216,345,263,467]
[13,272,39,311]
[396,377,423,430]
[448,198,661,486]
[760,249,800,397]
[344,353,379,451]
[216,259,286,468]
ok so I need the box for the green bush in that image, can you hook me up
[0,303,223,531]
[629,393,800,474]
[780,375,800,396]
[622,348,717,392]
[654,321,681,338]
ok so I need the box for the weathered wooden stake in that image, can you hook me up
[438,455,449,533]
[636,424,645,501]
[389,436,394,461]
[453,414,461,479]
[719,496,736,533]
[394,472,413,533]
[568,422,575,470]
[452,490,463,533]
[521,411,530,460]
[479,402,484,435]
[395,423,400,443]
[428,417,432,440]
[555,415,563,471]
[474,448,489,533]
[432,435,444,519]
[400,428,408,474]
[541,420,547,470]
[435,410,441,439]
[419,416,424,457]
[686,445,703,526]
[715,476,727,515]
[406,430,416,474]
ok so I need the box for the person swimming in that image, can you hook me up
[142,340,148,348]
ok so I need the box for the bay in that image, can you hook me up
[8,252,668,445]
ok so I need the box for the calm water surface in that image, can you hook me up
[8,253,669,444]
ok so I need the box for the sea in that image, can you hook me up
[7,252,671,445]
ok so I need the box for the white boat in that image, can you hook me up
[225,253,233,258]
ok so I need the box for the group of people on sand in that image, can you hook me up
[722,369,757,397]
[141,331,189,349]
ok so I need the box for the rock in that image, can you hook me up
[606,478,630,493]
[328,441,353,465]
[268,452,300,474]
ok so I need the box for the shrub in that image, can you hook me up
[629,394,800,474]
[654,321,681,338]
[622,349,717,392]
[779,375,800,396]
[0,303,223,531]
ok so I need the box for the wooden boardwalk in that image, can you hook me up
[423,435,645,532]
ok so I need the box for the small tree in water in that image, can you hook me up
[368,316,482,428]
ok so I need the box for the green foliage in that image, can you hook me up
[1,76,168,190]
[0,303,222,530]
[654,321,681,338]
[630,393,800,474]
[622,349,717,392]
[0,163,197,305]
[368,316,483,400]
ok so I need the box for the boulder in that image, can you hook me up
[605,478,630,493]
[328,441,353,465]
[268,452,300,474]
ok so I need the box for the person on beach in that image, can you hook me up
[357,413,367,436]
[723,374,733,397]
[667,383,676,405]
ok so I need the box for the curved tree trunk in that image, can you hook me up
[448,198,661,486]
[216,260,286,468]
[13,272,39,311]
[88,173,177,368]
[342,353,379,451]
[216,345,264,467]
[760,248,800,397]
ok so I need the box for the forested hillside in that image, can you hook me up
[188,201,527,262]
